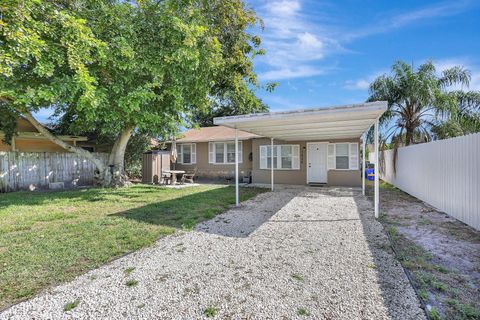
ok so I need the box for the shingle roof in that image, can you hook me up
[176,126,260,142]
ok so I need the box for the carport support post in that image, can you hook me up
[374,119,379,218]
[235,128,239,207]
[270,138,274,191]
[362,133,366,196]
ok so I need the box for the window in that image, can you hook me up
[208,141,243,164]
[327,143,358,170]
[176,143,196,164]
[335,143,349,169]
[260,145,300,170]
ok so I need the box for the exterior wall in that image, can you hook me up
[0,118,77,152]
[251,138,361,187]
[174,140,253,179]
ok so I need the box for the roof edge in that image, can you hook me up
[214,101,387,125]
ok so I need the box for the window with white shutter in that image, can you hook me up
[208,142,214,163]
[209,141,243,164]
[176,143,196,164]
[259,144,300,170]
[327,144,335,169]
[327,143,360,170]
[349,143,358,170]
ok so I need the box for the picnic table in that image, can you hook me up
[163,170,185,185]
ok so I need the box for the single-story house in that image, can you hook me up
[173,102,386,188]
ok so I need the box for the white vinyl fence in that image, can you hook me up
[0,152,109,192]
[378,133,480,230]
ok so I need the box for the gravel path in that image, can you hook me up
[1,186,425,319]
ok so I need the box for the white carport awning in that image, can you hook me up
[213,101,387,140]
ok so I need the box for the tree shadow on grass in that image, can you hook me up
[109,186,269,231]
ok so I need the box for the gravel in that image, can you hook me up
[0,186,425,319]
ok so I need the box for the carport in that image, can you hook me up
[213,101,387,218]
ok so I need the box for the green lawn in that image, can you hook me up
[0,184,265,309]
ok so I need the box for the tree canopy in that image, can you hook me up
[1,0,269,185]
[368,60,480,146]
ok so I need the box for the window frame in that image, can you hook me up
[208,141,243,165]
[176,143,196,165]
[327,143,359,171]
[259,144,300,170]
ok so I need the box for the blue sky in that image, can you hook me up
[34,0,480,122]
[249,0,480,111]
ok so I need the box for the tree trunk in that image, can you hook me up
[24,112,134,188]
[97,126,134,187]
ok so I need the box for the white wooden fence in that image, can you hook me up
[0,152,109,192]
[378,133,480,230]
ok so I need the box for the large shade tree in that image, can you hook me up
[368,60,480,146]
[0,0,267,186]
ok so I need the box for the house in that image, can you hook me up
[0,117,90,153]
[173,102,387,187]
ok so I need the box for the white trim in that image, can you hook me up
[259,144,300,170]
[235,129,239,207]
[306,142,328,184]
[374,119,379,218]
[327,142,359,170]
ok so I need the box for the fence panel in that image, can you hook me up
[378,133,480,230]
[0,152,109,192]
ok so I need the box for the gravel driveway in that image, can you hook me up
[1,186,425,319]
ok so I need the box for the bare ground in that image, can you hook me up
[370,183,480,320]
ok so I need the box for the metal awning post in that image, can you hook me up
[235,128,239,207]
[271,137,274,191]
[374,119,379,218]
[362,132,366,196]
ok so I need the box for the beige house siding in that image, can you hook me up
[251,138,361,186]
[174,140,253,179]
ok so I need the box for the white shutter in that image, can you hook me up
[260,145,267,169]
[327,144,336,170]
[177,144,183,164]
[292,145,300,169]
[349,143,358,170]
[208,142,214,164]
[191,143,196,164]
[237,141,243,164]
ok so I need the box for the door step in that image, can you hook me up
[308,183,327,187]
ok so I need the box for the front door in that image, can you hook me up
[307,143,327,183]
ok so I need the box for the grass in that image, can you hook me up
[203,306,218,317]
[291,273,304,281]
[64,299,80,312]
[0,184,265,309]
[297,308,310,316]
[379,188,480,320]
[125,279,138,287]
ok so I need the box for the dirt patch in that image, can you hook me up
[372,184,480,320]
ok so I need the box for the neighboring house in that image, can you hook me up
[0,117,92,153]
[173,125,362,187]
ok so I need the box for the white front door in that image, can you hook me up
[307,143,328,183]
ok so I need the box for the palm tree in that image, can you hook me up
[368,60,479,146]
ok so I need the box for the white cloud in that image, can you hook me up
[254,0,337,81]
[344,79,370,90]
[344,1,475,41]
[253,0,476,82]
[344,70,387,91]
[259,65,327,81]
[269,0,301,16]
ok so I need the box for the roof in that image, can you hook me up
[213,101,387,141]
[176,126,260,143]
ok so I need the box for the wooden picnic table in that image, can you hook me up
[164,169,185,184]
